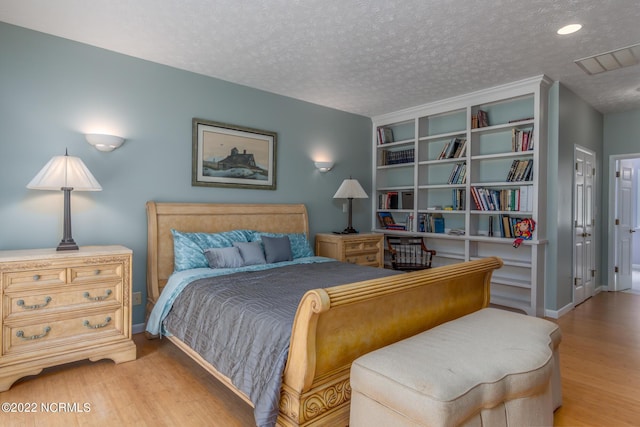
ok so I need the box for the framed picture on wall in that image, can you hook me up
[192,118,277,190]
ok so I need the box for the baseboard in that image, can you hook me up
[545,301,574,319]
[132,322,146,335]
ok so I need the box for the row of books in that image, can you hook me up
[378,191,414,209]
[437,137,467,159]
[500,215,527,238]
[448,162,467,184]
[378,192,398,209]
[471,186,532,212]
[377,127,394,145]
[380,148,414,165]
[451,188,466,211]
[471,110,489,128]
[512,128,534,152]
[506,159,533,182]
[418,213,445,233]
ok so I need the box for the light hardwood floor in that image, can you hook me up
[1,291,639,426]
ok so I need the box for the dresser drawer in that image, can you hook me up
[3,268,66,290]
[69,263,123,284]
[3,308,124,356]
[344,240,381,255]
[4,282,122,320]
[345,253,381,266]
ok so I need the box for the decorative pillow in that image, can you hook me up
[253,232,314,259]
[233,241,266,266]
[262,235,293,263]
[171,229,254,271]
[204,247,245,269]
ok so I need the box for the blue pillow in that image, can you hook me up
[252,232,314,259]
[171,229,254,271]
[233,241,266,266]
[262,236,293,263]
[204,247,245,269]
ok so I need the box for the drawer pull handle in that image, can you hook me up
[94,269,101,275]
[83,316,112,329]
[16,326,51,340]
[83,289,112,301]
[32,274,41,281]
[17,296,52,310]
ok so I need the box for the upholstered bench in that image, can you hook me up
[350,308,562,427]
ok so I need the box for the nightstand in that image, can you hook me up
[0,245,136,391]
[315,233,384,268]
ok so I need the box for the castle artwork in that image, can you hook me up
[193,119,277,190]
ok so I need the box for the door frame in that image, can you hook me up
[608,152,640,291]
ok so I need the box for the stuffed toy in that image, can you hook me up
[513,218,535,248]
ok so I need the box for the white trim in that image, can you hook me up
[545,301,574,319]
[373,75,551,125]
[132,322,146,335]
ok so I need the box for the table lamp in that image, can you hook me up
[333,177,368,233]
[27,150,102,250]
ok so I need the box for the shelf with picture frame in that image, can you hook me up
[372,75,551,316]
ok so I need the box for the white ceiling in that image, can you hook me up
[1,0,639,117]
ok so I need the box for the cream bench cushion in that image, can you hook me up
[350,308,561,427]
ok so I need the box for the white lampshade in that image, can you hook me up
[27,154,102,191]
[333,178,368,199]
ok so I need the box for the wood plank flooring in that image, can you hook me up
[1,291,639,426]
[552,291,640,426]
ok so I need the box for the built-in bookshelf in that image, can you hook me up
[372,75,551,316]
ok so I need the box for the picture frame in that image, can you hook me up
[192,118,277,190]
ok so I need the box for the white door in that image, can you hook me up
[615,159,634,291]
[574,147,596,305]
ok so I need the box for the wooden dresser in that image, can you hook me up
[315,233,384,268]
[0,245,136,391]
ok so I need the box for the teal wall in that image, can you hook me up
[602,109,640,281]
[0,23,373,325]
[546,82,603,312]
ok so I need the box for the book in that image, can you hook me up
[477,110,489,127]
[377,212,395,228]
[433,217,445,233]
[401,191,414,209]
[377,127,394,144]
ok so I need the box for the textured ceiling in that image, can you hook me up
[1,0,639,117]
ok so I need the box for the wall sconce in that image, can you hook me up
[314,161,334,172]
[85,133,125,152]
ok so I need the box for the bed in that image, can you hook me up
[145,201,503,427]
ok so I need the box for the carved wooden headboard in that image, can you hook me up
[145,201,309,309]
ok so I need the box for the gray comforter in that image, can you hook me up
[163,261,401,427]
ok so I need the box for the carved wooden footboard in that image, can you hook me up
[145,201,502,426]
[277,256,502,426]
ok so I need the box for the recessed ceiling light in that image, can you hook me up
[557,24,582,35]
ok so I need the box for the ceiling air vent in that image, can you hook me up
[575,43,640,75]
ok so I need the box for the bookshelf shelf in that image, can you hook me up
[372,75,550,316]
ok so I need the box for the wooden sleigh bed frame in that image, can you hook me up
[145,201,503,426]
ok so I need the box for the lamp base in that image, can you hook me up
[57,240,79,251]
[340,227,359,234]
